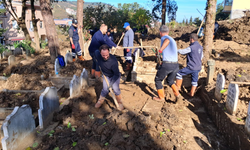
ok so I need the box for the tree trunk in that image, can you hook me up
[31,0,40,51]
[77,0,84,55]
[203,0,217,65]
[20,0,31,41]
[39,0,60,62]
[162,0,166,25]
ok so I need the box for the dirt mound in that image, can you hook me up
[217,16,250,44]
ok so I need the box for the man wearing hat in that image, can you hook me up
[68,19,84,61]
[123,22,134,71]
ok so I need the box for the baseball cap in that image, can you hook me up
[72,19,78,25]
[123,22,130,28]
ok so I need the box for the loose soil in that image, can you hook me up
[1,16,250,149]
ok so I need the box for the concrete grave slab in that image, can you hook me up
[215,73,225,101]
[80,68,89,89]
[226,83,239,115]
[245,103,250,136]
[38,87,59,129]
[2,51,12,59]
[64,51,73,66]
[8,55,16,66]
[142,99,164,121]
[69,75,81,97]
[1,105,36,150]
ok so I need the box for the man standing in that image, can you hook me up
[153,25,180,102]
[94,44,124,110]
[176,33,203,97]
[123,22,134,71]
[68,19,84,61]
[89,24,118,78]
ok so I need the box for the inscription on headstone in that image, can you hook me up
[226,83,239,115]
[70,75,81,97]
[38,87,59,129]
[1,105,35,150]
[214,73,225,101]
[245,103,250,136]
[8,55,16,66]
[54,58,60,75]
[80,68,89,89]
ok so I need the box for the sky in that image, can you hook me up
[83,0,224,22]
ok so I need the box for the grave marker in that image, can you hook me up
[38,87,59,129]
[8,55,16,66]
[14,48,23,56]
[69,75,81,97]
[64,51,73,66]
[54,58,60,76]
[215,73,225,101]
[245,103,250,136]
[2,51,12,59]
[80,68,89,89]
[226,83,239,115]
[1,105,35,150]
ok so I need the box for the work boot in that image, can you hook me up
[95,95,105,108]
[91,69,95,79]
[115,94,124,110]
[171,84,182,103]
[77,55,85,61]
[176,79,183,91]
[125,62,132,71]
[95,71,101,78]
[189,86,197,97]
[153,89,164,101]
[72,58,76,62]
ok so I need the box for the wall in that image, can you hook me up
[231,0,250,19]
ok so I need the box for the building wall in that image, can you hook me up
[231,0,250,19]
[1,1,46,44]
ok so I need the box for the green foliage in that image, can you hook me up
[189,16,193,25]
[20,40,35,54]
[193,17,202,27]
[185,19,188,25]
[53,147,59,150]
[72,142,77,147]
[40,40,48,49]
[216,2,230,21]
[0,44,8,54]
[13,41,21,49]
[83,2,152,32]
[0,28,7,37]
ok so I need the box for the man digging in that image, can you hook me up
[94,44,124,110]
[89,24,119,79]
[68,19,85,61]
[153,25,181,102]
[176,33,203,97]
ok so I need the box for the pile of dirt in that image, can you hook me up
[217,16,250,44]
[0,92,39,113]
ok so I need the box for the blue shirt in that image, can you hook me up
[89,30,117,54]
[95,50,120,85]
[178,41,203,70]
[123,29,134,47]
[161,35,178,62]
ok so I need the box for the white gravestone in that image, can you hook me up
[245,103,250,136]
[54,58,60,76]
[38,87,59,129]
[214,73,225,101]
[226,83,239,115]
[64,51,73,66]
[1,105,36,150]
[70,75,81,97]
[2,51,12,59]
[80,68,89,89]
[8,55,16,66]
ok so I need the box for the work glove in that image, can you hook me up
[72,44,75,49]
[126,49,130,52]
[158,49,163,53]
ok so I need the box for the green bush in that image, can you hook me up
[13,41,21,49]
[20,40,35,54]
[0,44,8,54]
[40,40,48,49]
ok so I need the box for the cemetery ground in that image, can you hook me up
[0,16,250,150]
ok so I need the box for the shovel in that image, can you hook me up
[95,59,121,110]
[112,32,124,55]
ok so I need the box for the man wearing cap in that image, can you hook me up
[153,25,181,102]
[68,19,84,61]
[123,22,134,71]
[89,24,119,78]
